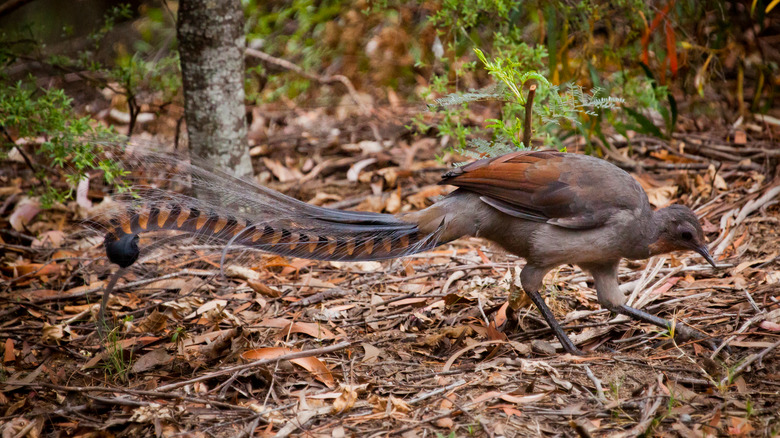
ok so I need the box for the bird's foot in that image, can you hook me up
[501,301,585,356]
[674,324,731,355]
[616,304,729,355]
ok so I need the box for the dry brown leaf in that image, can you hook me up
[406,185,449,208]
[439,394,455,410]
[494,302,510,328]
[31,230,66,248]
[2,263,62,279]
[665,380,700,402]
[181,329,236,347]
[389,297,428,307]
[388,395,410,413]
[241,347,335,387]
[41,323,64,343]
[361,343,383,364]
[307,192,342,206]
[385,187,402,213]
[61,281,105,297]
[62,303,94,314]
[471,390,547,405]
[650,149,696,164]
[735,252,777,273]
[347,157,378,182]
[444,293,476,306]
[9,197,40,231]
[420,326,475,347]
[733,130,747,145]
[331,385,358,413]
[355,195,385,213]
[145,278,192,292]
[500,405,523,417]
[435,417,454,429]
[376,167,400,187]
[263,158,303,182]
[199,327,242,358]
[759,321,780,332]
[4,338,15,363]
[185,300,227,320]
[0,185,22,196]
[246,278,282,297]
[706,408,722,436]
[487,321,508,342]
[329,260,382,272]
[225,265,260,281]
[298,276,336,293]
[135,310,169,333]
[277,321,336,340]
[131,348,173,373]
[645,185,679,208]
[728,416,755,436]
[260,317,300,328]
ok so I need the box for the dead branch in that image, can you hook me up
[523,84,537,148]
[246,48,370,115]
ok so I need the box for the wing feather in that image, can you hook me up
[440,151,646,229]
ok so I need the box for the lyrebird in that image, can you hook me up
[101,147,718,354]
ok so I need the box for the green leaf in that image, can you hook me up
[639,62,657,89]
[624,107,665,139]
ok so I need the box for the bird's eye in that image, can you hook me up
[681,231,693,240]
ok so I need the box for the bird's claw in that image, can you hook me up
[500,302,585,356]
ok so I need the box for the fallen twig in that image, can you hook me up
[720,338,780,387]
[4,382,253,411]
[408,379,467,405]
[583,365,607,404]
[710,308,780,358]
[155,340,355,392]
[714,184,780,257]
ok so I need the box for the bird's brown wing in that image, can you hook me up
[439,150,645,229]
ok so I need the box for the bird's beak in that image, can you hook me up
[696,245,717,267]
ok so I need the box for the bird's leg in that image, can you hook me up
[98,234,192,340]
[507,281,584,355]
[615,304,719,350]
[589,262,721,351]
[525,290,584,355]
[97,267,126,339]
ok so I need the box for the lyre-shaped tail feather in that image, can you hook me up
[100,146,444,267]
[103,196,442,266]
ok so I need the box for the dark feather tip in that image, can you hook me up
[105,234,140,268]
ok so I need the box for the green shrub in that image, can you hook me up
[0,81,124,208]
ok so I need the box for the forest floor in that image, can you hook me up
[1,101,780,437]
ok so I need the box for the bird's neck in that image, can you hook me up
[644,208,674,257]
[623,206,665,260]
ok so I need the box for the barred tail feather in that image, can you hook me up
[93,143,448,268]
[103,189,443,268]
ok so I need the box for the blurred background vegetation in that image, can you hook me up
[1,0,779,202]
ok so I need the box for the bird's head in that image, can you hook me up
[650,204,716,267]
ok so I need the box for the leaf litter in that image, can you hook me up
[1,107,779,437]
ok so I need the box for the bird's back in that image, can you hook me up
[440,151,649,230]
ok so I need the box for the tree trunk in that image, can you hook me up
[177,0,252,178]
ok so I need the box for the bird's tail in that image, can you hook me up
[97,144,446,268]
